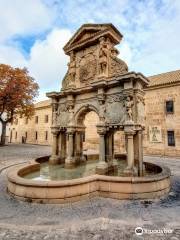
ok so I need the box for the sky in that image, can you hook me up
[0,0,180,102]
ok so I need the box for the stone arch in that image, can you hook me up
[74,104,99,125]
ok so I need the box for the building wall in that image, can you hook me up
[144,84,180,156]
[8,83,180,157]
[9,101,52,145]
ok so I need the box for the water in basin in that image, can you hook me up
[24,159,127,181]
[23,158,157,181]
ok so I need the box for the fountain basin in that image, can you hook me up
[7,156,171,204]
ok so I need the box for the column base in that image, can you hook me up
[49,155,60,165]
[64,157,76,169]
[123,166,138,176]
[96,161,108,175]
[80,155,87,163]
[112,159,118,172]
[73,155,87,165]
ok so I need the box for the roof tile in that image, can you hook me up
[148,69,180,87]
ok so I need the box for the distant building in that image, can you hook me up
[9,100,52,145]
[144,70,180,156]
[9,70,180,157]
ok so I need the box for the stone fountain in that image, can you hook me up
[7,24,171,203]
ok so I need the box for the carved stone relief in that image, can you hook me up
[149,126,162,143]
[109,57,128,76]
[68,52,76,87]
[79,54,97,83]
[124,96,134,122]
[57,103,69,127]
[52,103,58,126]
[98,37,109,76]
[105,94,126,124]
[137,95,145,124]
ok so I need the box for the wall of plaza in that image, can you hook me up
[8,70,180,157]
[144,84,180,156]
[9,100,52,145]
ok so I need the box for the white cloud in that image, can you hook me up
[0,0,57,42]
[0,27,71,102]
[118,41,132,67]
[129,0,180,75]
[0,0,180,101]
[0,44,27,67]
[28,28,71,99]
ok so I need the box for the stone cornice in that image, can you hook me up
[63,23,123,55]
[46,72,149,100]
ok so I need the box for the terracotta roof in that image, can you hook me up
[148,69,180,87]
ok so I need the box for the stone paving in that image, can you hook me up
[0,144,180,239]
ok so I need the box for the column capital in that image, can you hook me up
[97,126,106,136]
[51,126,59,135]
[66,126,75,135]
[124,131,135,136]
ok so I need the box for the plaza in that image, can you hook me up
[1,1,180,239]
[0,144,180,239]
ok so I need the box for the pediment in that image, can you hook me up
[63,24,123,55]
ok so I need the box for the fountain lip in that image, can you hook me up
[7,156,171,187]
[7,156,171,203]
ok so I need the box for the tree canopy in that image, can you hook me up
[0,64,39,144]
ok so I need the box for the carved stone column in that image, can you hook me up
[49,128,60,165]
[96,126,108,174]
[105,131,114,162]
[75,131,81,162]
[106,130,117,171]
[65,129,75,168]
[58,131,66,163]
[124,124,137,175]
[80,131,86,162]
[138,129,143,176]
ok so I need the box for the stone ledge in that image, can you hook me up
[7,156,171,204]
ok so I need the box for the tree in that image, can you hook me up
[0,64,39,145]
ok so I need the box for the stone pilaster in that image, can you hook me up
[124,124,137,176]
[80,131,86,162]
[65,129,75,168]
[58,131,66,163]
[106,131,116,167]
[96,125,108,174]
[138,129,143,176]
[49,127,60,165]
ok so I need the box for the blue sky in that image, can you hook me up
[0,0,180,101]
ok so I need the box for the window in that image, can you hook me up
[167,130,175,146]
[166,100,174,113]
[25,118,28,124]
[35,131,38,140]
[35,116,38,123]
[15,132,17,139]
[45,115,49,123]
[45,131,48,141]
[25,132,27,139]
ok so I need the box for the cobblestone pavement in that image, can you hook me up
[0,144,180,239]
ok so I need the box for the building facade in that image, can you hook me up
[8,70,180,157]
[144,70,180,156]
[9,100,52,145]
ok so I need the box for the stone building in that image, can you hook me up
[9,100,52,145]
[8,36,180,159]
[82,70,180,157]
[144,70,180,156]
[8,69,180,157]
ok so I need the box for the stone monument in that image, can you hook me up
[47,23,149,176]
